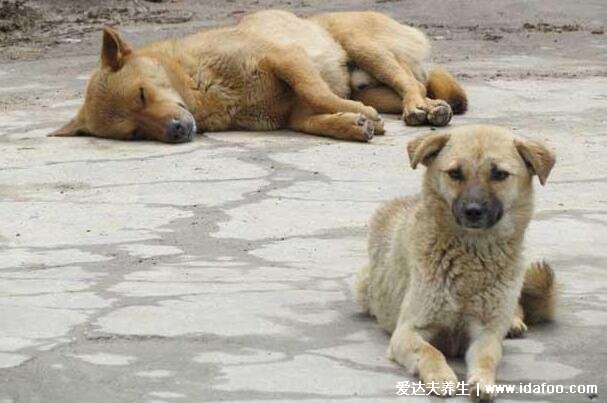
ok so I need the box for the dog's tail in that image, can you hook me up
[426,67,468,114]
[520,261,557,325]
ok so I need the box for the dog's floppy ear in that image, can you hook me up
[515,137,556,185]
[48,108,88,137]
[101,27,132,71]
[407,132,451,169]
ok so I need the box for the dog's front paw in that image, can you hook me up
[372,115,385,135]
[467,373,497,401]
[361,104,380,122]
[506,316,528,338]
[403,106,428,126]
[422,366,459,397]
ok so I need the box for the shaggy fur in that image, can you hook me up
[50,10,466,143]
[357,125,556,400]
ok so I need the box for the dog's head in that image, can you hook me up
[49,27,196,143]
[407,125,555,232]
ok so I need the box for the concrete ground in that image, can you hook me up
[0,1,606,402]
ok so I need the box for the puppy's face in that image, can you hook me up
[49,28,196,143]
[408,125,555,232]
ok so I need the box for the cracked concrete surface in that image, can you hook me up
[1,1,607,402]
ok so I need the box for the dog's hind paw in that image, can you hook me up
[403,98,453,127]
[427,101,453,127]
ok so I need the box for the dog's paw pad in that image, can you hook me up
[427,103,453,127]
[356,114,374,141]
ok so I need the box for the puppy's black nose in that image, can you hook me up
[453,197,503,229]
[463,202,484,222]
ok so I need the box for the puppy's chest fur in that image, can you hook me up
[413,233,522,324]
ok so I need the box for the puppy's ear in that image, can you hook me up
[101,27,132,71]
[48,108,88,137]
[407,132,451,169]
[515,137,556,185]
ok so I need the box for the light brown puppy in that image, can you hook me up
[357,125,556,400]
[50,10,466,143]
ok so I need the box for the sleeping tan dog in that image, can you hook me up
[357,125,556,400]
[50,10,466,143]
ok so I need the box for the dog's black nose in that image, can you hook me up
[168,118,188,139]
[171,119,185,135]
[165,115,196,143]
[453,196,503,229]
[463,202,485,222]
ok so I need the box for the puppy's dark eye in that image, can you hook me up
[447,168,464,181]
[491,167,510,181]
[139,87,146,105]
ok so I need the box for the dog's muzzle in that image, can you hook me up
[452,197,503,229]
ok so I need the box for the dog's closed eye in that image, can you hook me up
[139,87,146,105]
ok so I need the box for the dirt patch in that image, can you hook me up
[0,0,193,59]
[82,6,193,25]
[0,0,605,65]
[0,1,41,39]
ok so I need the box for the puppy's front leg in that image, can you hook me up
[506,303,527,338]
[389,324,458,396]
[465,326,503,401]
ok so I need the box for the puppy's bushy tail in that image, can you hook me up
[520,261,557,325]
[426,67,468,114]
